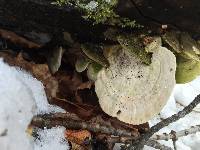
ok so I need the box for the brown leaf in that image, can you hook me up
[70,142,86,150]
[0,29,41,49]
[77,81,93,90]
[0,52,58,99]
[65,130,91,145]
[75,81,93,103]
[53,97,97,120]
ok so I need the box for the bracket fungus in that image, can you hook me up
[95,39,176,125]
[162,31,200,83]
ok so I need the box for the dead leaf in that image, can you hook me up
[75,81,93,103]
[70,142,86,150]
[0,52,58,99]
[77,81,93,90]
[55,71,82,100]
[53,97,97,120]
[65,130,91,145]
[0,29,41,49]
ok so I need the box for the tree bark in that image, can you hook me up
[0,0,200,44]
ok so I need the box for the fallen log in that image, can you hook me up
[0,0,200,45]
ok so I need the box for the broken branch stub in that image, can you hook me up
[95,43,176,125]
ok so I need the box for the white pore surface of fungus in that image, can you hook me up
[95,45,176,125]
[149,76,200,150]
[0,59,68,150]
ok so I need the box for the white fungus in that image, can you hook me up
[95,44,176,124]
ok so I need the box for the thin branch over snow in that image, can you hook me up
[146,139,172,150]
[151,125,200,141]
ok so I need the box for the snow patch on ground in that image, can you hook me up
[0,59,36,150]
[15,66,65,114]
[34,127,68,150]
[149,76,200,150]
[0,59,69,150]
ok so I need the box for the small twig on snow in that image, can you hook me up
[151,125,200,141]
[146,139,172,150]
[172,139,177,150]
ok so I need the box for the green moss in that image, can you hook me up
[117,35,152,65]
[53,0,141,28]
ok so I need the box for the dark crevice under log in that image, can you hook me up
[0,0,107,43]
[0,0,200,44]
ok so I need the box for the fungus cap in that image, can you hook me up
[95,45,176,124]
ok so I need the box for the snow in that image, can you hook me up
[174,77,200,112]
[34,127,69,150]
[149,76,200,150]
[0,59,35,150]
[14,67,65,114]
[0,59,69,150]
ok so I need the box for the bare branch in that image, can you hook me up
[96,135,172,150]
[146,139,172,150]
[31,113,139,138]
[172,139,177,150]
[151,125,200,141]
[126,94,200,150]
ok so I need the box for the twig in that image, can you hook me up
[105,136,172,150]
[172,139,177,150]
[31,113,139,138]
[126,94,200,150]
[146,139,172,150]
[151,125,200,141]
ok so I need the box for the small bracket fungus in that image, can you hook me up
[95,39,176,124]
[176,56,200,83]
[75,44,108,81]
[162,31,200,83]
[162,31,200,61]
